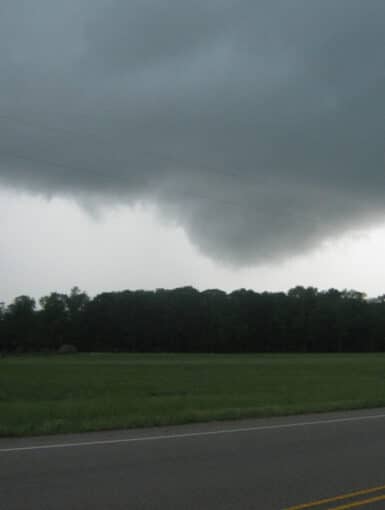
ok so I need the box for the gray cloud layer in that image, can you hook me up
[1,0,384,264]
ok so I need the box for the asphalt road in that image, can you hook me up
[2,408,385,510]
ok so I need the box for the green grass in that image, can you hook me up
[1,353,385,437]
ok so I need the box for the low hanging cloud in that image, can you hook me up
[0,0,384,264]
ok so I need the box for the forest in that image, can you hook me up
[1,286,385,354]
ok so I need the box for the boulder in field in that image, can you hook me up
[57,344,78,355]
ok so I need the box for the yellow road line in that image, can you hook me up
[328,493,385,509]
[285,484,385,510]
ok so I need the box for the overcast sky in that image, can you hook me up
[1,1,384,302]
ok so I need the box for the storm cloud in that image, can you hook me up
[1,0,384,264]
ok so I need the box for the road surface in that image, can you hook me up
[1,408,385,509]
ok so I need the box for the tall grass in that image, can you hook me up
[1,353,385,437]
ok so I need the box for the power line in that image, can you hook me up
[0,113,252,181]
[0,150,249,209]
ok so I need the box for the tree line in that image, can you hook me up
[1,286,385,354]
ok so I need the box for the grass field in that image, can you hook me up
[1,353,385,437]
